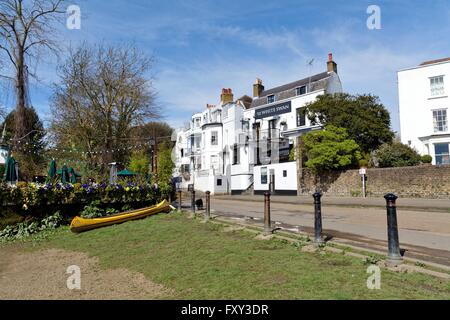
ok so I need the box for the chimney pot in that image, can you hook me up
[220,88,234,105]
[327,53,337,73]
[253,78,264,98]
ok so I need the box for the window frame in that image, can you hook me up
[430,75,445,97]
[296,107,306,127]
[211,131,218,146]
[433,109,448,133]
[232,144,240,165]
[261,167,268,185]
[434,143,450,165]
[296,85,307,96]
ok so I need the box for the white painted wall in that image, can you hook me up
[398,60,450,164]
[254,162,297,192]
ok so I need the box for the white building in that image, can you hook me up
[398,57,450,165]
[174,54,343,195]
[246,53,342,195]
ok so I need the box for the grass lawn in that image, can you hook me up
[14,212,450,299]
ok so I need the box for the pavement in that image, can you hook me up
[201,196,450,266]
[214,194,450,212]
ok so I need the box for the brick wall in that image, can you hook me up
[298,165,450,199]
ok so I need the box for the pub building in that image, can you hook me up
[174,54,342,196]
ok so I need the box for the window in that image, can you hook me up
[233,144,240,165]
[211,131,218,145]
[296,85,307,96]
[433,109,448,132]
[283,170,287,177]
[434,143,450,165]
[180,149,184,157]
[430,76,445,96]
[267,95,275,104]
[211,155,219,171]
[217,179,222,186]
[195,118,201,128]
[296,108,306,127]
[242,121,249,132]
[261,167,268,184]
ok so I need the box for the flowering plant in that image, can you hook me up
[0,180,167,215]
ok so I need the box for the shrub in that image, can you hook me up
[303,125,362,172]
[0,181,168,217]
[372,141,421,168]
[421,155,432,164]
[359,159,369,168]
[80,200,119,218]
[0,211,63,242]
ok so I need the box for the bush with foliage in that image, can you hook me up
[155,146,175,199]
[0,211,63,242]
[0,181,167,215]
[303,125,362,172]
[305,93,394,153]
[372,141,421,168]
[80,200,119,218]
[128,151,150,176]
[421,155,433,164]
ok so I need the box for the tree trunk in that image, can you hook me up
[14,49,27,148]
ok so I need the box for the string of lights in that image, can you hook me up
[10,141,154,156]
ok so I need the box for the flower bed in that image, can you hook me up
[0,181,169,217]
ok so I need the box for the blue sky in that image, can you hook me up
[2,0,450,132]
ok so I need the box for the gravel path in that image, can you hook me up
[0,246,172,300]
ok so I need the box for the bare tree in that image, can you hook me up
[0,0,65,147]
[51,43,160,171]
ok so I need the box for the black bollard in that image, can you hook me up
[313,192,324,245]
[384,193,403,266]
[191,190,196,214]
[263,192,272,235]
[205,191,211,221]
[178,190,182,211]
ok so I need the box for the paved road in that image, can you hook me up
[208,198,450,265]
[214,195,450,212]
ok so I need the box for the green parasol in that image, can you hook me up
[68,167,77,184]
[4,156,17,183]
[61,165,69,184]
[48,159,57,181]
[117,169,137,177]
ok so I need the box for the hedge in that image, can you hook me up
[0,181,170,217]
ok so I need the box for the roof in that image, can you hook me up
[250,71,331,109]
[236,95,253,109]
[419,57,450,66]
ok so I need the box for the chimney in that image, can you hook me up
[253,78,264,98]
[327,53,337,73]
[220,88,234,105]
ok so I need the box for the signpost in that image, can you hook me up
[359,168,367,198]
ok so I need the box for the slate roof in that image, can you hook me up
[419,57,450,66]
[250,71,331,109]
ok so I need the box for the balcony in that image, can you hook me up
[248,128,281,142]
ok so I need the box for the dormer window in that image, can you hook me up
[267,95,275,104]
[296,85,307,96]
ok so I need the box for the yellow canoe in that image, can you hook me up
[70,200,174,233]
